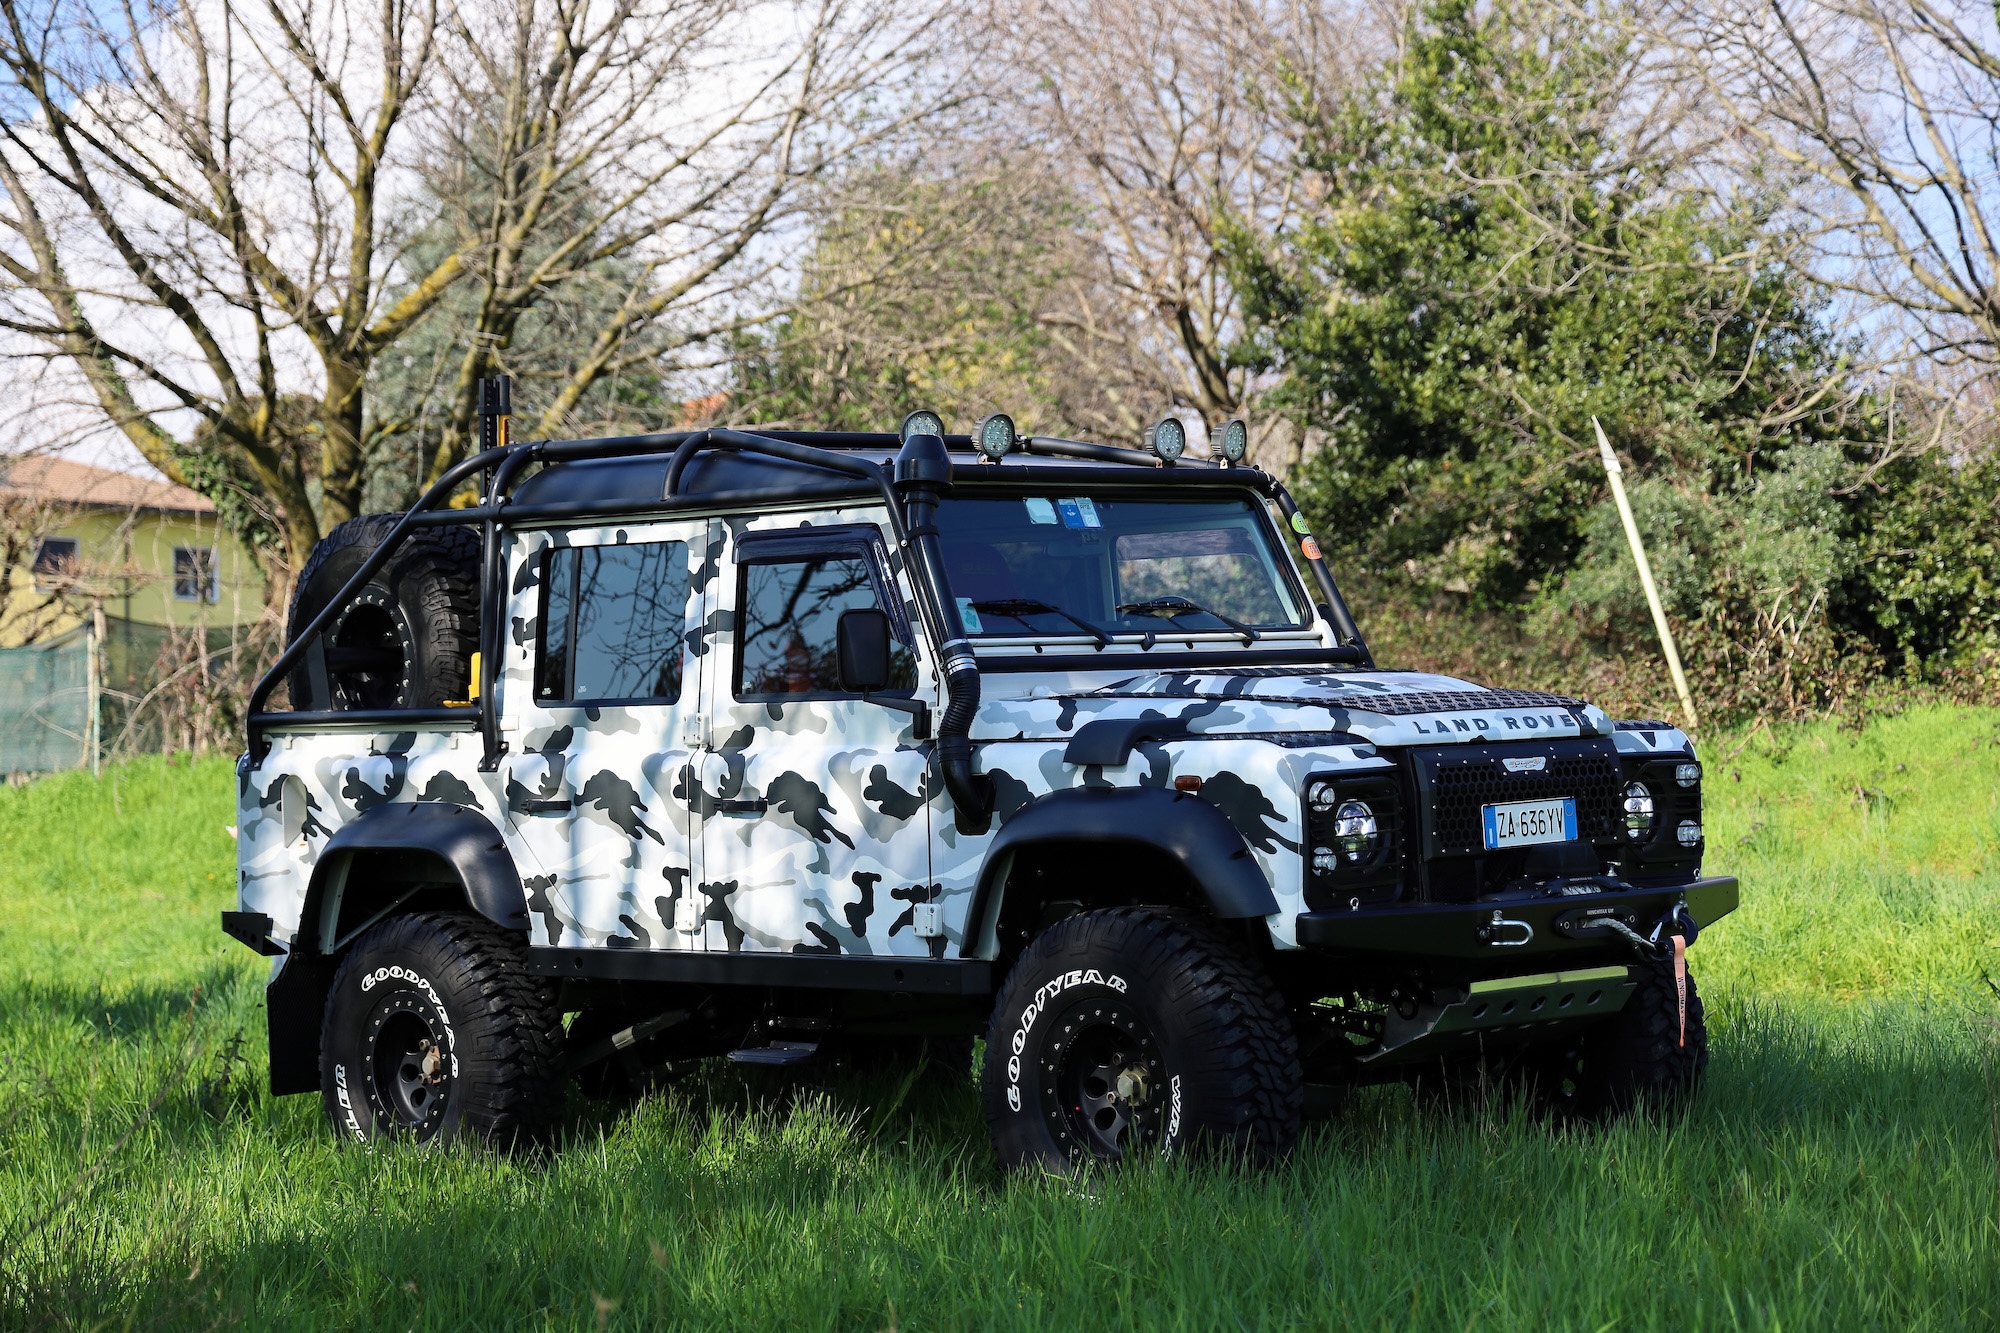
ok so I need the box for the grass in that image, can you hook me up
[1,708,1998,1329]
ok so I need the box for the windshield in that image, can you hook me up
[936,493,1308,639]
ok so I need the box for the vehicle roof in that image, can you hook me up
[509,431,1253,511]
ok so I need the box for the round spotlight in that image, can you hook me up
[899,409,945,442]
[1307,780,1338,814]
[973,412,1016,460]
[1623,781,1655,842]
[1148,416,1186,462]
[1217,418,1249,463]
[1333,799,1379,863]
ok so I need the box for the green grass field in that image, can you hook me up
[2,707,1998,1329]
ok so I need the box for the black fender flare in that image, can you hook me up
[962,786,1279,956]
[302,802,528,952]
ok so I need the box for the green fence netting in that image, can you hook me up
[0,626,92,775]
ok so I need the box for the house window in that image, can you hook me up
[31,537,79,592]
[173,546,219,602]
[535,541,690,703]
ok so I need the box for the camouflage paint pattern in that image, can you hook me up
[239,502,1678,971]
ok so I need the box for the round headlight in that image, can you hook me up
[1216,418,1249,463]
[1307,780,1338,813]
[1676,819,1703,847]
[974,412,1015,460]
[1676,761,1701,787]
[1148,416,1186,462]
[1623,781,1655,841]
[899,409,945,442]
[1334,799,1378,863]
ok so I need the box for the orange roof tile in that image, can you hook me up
[0,456,214,514]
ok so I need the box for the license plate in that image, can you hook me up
[1481,797,1577,850]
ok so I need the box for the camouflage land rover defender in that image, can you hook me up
[224,391,1737,1170]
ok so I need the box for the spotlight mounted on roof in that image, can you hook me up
[1146,416,1187,464]
[972,413,1017,462]
[1216,418,1249,465]
[899,409,946,443]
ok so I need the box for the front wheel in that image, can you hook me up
[319,912,564,1146]
[1525,954,1709,1121]
[981,907,1301,1172]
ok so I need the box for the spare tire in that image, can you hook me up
[285,513,481,712]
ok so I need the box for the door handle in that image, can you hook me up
[714,797,767,815]
[519,799,573,814]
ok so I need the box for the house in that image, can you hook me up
[0,456,267,648]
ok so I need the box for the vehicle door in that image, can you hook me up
[696,519,935,956]
[497,520,712,950]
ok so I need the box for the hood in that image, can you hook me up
[971,667,1613,747]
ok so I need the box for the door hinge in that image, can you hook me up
[912,901,943,939]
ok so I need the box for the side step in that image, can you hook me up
[726,1040,820,1067]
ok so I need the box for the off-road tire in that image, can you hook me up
[1525,956,1708,1121]
[319,912,563,1147]
[981,907,1301,1172]
[286,513,481,711]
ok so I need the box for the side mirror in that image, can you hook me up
[836,607,893,693]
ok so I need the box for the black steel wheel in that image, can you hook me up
[1043,995,1165,1157]
[319,911,563,1147]
[982,907,1300,1172]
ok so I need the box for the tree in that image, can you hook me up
[1230,0,1853,608]
[1643,0,2000,367]
[0,0,956,593]
[983,0,1395,463]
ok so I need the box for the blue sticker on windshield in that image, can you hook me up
[956,598,983,632]
[1074,497,1102,527]
[1024,497,1058,524]
[1057,498,1085,528]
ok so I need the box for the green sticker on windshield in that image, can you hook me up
[1290,512,1311,535]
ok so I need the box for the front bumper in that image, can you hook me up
[1295,875,1737,960]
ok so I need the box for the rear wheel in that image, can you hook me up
[319,912,563,1147]
[981,907,1301,1172]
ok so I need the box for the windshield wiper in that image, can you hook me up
[1116,595,1259,645]
[969,598,1112,647]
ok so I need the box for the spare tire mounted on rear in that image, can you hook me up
[285,513,481,712]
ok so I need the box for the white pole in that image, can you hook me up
[1592,417,1698,732]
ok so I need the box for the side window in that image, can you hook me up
[535,541,689,703]
[737,551,916,698]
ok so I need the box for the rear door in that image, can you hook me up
[497,521,710,949]
[695,521,935,956]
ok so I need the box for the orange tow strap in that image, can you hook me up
[1671,934,1688,1047]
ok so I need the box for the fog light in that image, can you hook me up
[1623,781,1655,841]
[1677,820,1703,847]
[1307,780,1338,813]
[1312,846,1340,875]
[1676,762,1701,787]
[1334,799,1378,863]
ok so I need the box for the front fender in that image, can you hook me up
[962,786,1279,957]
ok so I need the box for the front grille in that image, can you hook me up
[1408,739,1623,858]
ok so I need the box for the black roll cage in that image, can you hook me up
[244,428,1375,816]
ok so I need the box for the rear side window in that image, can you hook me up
[737,552,915,698]
[536,541,689,702]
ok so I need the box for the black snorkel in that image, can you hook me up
[894,429,994,834]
